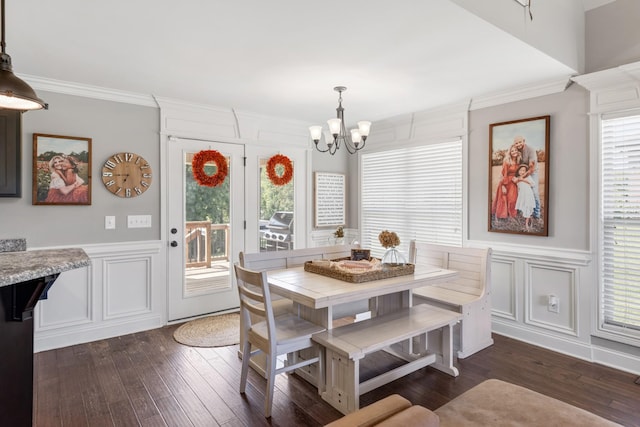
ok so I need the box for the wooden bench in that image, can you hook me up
[408,240,493,358]
[240,244,358,273]
[238,244,360,378]
[312,304,462,415]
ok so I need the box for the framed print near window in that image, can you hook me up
[488,115,549,236]
[33,134,92,205]
[314,172,345,227]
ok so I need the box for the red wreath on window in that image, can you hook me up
[266,154,293,186]
[192,150,228,187]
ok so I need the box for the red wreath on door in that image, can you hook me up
[192,150,228,187]
[266,154,293,186]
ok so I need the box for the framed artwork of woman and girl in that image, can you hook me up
[32,134,91,205]
[489,116,549,236]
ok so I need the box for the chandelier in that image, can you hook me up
[309,86,371,155]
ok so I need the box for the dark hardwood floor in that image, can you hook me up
[34,326,640,426]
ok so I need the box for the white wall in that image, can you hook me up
[0,91,161,247]
[586,0,640,72]
[469,84,590,250]
[452,0,585,73]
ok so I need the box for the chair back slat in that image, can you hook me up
[234,263,276,343]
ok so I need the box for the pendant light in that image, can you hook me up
[0,0,46,110]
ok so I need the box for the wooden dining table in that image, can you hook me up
[267,263,459,329]
[266,263,460,395]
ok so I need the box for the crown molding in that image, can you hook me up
[469,77,574,110]
[573,61,640,90]
[21,74,158,108]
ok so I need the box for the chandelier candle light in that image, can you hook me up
[309,86,371,155]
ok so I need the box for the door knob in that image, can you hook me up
[170,241,178,247]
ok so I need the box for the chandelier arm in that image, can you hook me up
[344,137,357,154]
[314,141,331,153]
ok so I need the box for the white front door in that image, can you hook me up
[167,139,244,321]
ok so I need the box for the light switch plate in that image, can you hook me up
[105,216,116,230]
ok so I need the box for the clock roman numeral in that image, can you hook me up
[113,154,123,164]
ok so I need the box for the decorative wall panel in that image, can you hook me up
[491,257,517,320]
[525,261,578,336]
[103,257,152,319]
[37,266,92,329]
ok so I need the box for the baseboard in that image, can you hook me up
[591,345,640,375]
[492,318,593,361]
[34,314,163,352]
[492,318,640,375]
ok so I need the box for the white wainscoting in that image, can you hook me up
[524,260,578,337]
[490,256,518,321]
[471,241,594,358]
[34,240,165,352]
[472,240,640,374]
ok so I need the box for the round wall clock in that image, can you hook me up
[101,152,152,198]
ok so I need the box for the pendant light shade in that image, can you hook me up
[0,0,46,111]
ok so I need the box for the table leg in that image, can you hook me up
[288,303,330,388]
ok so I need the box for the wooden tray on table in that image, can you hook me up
[303,257,415,283]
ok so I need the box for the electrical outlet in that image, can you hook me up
[548,294,559,313]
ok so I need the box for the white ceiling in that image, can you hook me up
[7,1,596,125]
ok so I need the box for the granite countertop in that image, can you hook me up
[0,248,91,287]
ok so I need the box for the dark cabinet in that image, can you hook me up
[0,109,21,197]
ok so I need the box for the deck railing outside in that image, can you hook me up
[185,221,230,268]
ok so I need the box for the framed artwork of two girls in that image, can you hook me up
[488,115,549,236]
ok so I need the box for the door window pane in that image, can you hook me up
[184,152,231,294]
[259,157,295,251]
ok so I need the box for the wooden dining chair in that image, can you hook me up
[233,263,326,418]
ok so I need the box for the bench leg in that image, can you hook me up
[321,349,360,414]
[428,323,459,377]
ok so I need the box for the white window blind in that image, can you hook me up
[601,113,640,339]
[360,140,462,259]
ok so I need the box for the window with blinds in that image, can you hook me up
[600,113,640,340]
[360,139,462,259]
